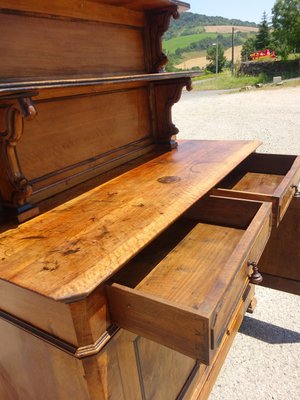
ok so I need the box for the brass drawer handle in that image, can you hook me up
[291,185,300,198]
[248,261,263,284]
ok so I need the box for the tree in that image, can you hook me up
[206,44,227,73]
[255,11,271,50]
[241,37,256,61]
[272,0,300,59]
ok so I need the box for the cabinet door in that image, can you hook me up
[134,336,198,400]
[84,329,198,400]
[258,197,300,295]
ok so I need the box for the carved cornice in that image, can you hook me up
[0,97,37,207]
[146,5,180,72]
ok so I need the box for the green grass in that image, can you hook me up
[163,33,230,54]
[193,71,215,81]
[287,53,300,60]
[180,50,207,61]
[193,70,271,90]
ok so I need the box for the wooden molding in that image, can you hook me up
[154,78,192,148]
[146,5,179,72]
[0,309,119,359]
[0,97,36,208]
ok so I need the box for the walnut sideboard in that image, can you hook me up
[0,1,299,399]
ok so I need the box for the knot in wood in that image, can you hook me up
[157,176,181,184]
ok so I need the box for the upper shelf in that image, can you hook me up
[0,1,190,91]
[0,140,261,303]
[0,72,200,98]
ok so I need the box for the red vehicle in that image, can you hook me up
[250,49,276,60]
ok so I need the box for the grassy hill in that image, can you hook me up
[163,12,258,71]
[163,32,231,54]
[164,12,257,41]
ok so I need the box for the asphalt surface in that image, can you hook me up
[173,86,300,400]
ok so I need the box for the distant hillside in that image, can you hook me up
[164,12,257,40]
[163,32,231,54]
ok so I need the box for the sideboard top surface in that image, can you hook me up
[0,140,261,302]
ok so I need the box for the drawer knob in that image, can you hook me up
[248,261,263,284]
[291,185,300,198]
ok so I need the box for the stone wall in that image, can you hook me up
[239,59,300,78]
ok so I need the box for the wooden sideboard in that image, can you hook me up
[0,1,299,399]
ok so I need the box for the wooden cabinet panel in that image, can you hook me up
[106,196,272,364]
[136,336,196,400]
[258,197,300,294]
[0,13,146,81]
[0,315,197,400]
[18,88,152,181]
[82,330,139,400]
[214,153,300,226]
[0,318,90,400]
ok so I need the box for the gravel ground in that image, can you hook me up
[174,86,300,154]
[173,86,300,400]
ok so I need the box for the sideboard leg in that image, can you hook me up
[246,297,257,314]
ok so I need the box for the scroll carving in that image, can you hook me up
[146,6,180,72]
[0,97,37,208]
[153,78,192,148]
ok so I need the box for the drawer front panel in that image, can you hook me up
[278,163,300,222]
[212,210,272,350]
[185,284,254,400]
[214,153,300,227]
[259,197,300,295]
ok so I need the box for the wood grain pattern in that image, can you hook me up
[0,318,140,400]
[0,280,78,345]
[0,317,90,400]
[106,282,210,363]
[231,172,284,195]
[214,153,300,226]
[0,72,199,98]
[136,336,196,400]
[259,197,300,294]
[0,0,189,17]
[106,197,271,362]
[0,0,145,26]
[135,223,243,307]
[0,76,196,212]
[0,140,261,302]
[18,88,151,180]
[185,284,254,400]
[0,13,146,81]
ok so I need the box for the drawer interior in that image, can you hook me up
[217,153,298,195]
[106,196,271,363]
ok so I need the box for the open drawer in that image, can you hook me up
[212,153,300,226]
[105,196,272,365]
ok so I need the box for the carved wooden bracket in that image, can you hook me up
[0,97,37,208]
[146,5,180,72]
[153,78,192,148]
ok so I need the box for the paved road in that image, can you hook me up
[174,87,300,400]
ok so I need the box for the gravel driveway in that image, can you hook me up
[174,86,300,154]
[174,86,300,400]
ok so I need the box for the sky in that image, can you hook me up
[187,0,276,24]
